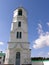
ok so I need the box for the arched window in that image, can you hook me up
[18,9,22,16]
[16,52,20,65]
[18,21,21,27]
[17,32,22,39]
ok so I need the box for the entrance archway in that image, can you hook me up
[16,52,20,65]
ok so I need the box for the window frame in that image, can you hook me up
[16,32,22,39]
[18,9,22,16]
[0,57,2,59]
[18,21,21,27]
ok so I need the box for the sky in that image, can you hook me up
[0,0,49,57]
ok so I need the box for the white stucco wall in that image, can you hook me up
[13,7,27,19]
[32,61,44,65]
[32,61,49,65]
[10,9,28,42]
[43,61,49,65]
[5,7,31,65]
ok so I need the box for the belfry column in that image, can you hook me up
[5,7,31,65]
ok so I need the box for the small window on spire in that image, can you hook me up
[18,9,22,16]
[18,21,21,27]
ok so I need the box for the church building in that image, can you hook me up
[4,7,44,65]
[5,7,31,65]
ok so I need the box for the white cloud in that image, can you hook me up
[47,52,49,56]
[33,23,49,49]
[47,22,49,26]
[37,23,43,35]
[0,42,4,45]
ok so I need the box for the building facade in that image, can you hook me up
[5,7,31,65]
[0,51,5,64]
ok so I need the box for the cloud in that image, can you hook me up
[47,52,49,56]
[47,22,49,26]
[37,23,43,35]
[33,23,49,49]
[0,42,4,45]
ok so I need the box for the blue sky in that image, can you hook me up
[0,0,49,57]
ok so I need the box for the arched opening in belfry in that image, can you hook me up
[15,52,20,65]
[18,9,22,16]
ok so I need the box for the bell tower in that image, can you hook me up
[5,7,31,65]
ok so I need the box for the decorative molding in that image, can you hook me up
[8,42,30,44]
[10,27,28,33]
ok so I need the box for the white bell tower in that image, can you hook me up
[5,7,31,65]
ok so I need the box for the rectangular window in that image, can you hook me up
[18,9,22,16]
[17,32,19,38]
[18,21,21,27]
[17,32,22,39]
[20,32,22,38]
[0,57,2,59]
